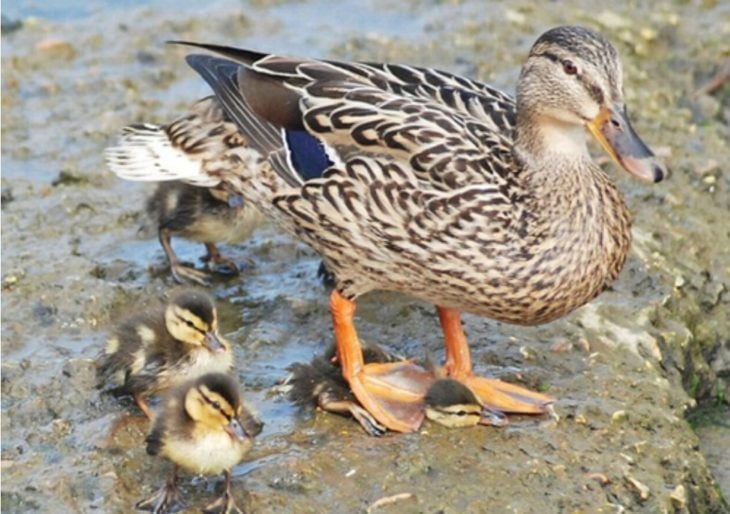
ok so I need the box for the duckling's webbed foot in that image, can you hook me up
[202,471,243,514]
[136,467,183,513]
[203,243,240,276]
[159,227,212,286]
[170,263,212,286]
[318,392,387,437]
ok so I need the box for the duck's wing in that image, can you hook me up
[180,45,520,193]
[104,96,250,187]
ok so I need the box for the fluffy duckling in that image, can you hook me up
[105,97,264,286]
[146,180,262,286]
[97,290,233,419]
[424,379,507,428]
[137,372,262,514]
[286,342,401,436]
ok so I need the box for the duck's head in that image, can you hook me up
[165,290,229,353]
[184,373,264,440]
[516,25,667,183]
[424,379,507,428]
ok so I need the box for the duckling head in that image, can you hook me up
[165,290,229,353]
[184,373,263,441]
[424,379,507,428]
[516,25,666,183]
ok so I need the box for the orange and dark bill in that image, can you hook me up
[587,104,667,183]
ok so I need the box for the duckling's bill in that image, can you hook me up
[205,331,226,352]
[587,104,667,183]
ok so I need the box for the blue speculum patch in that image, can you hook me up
[285,130,333,180]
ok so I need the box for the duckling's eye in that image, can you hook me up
[562,60,578,75]
[211,401,221,410]
[184,319,195,328]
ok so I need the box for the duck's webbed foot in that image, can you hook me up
[136,467,183,514]
[330,291,434,433]
[438,307,553,415]
[202,472,243,514]
[203,243,240,276]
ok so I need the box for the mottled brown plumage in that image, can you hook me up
[134,26,666,432]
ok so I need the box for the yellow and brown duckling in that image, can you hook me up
[96,289,233,419]
[137,372,262,514]
[105,97,264,286]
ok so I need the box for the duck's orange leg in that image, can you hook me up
[331,291,432,433]
[438,307,553,414]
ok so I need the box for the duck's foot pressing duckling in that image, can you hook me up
[201,471,243,514]
[201,243,240,276]
[136,466,183,514]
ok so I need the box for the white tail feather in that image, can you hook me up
[104,124,221,187]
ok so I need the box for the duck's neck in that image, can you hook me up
[514,113,611,214]
[513,112,632,290]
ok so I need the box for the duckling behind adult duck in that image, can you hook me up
[134,26,667,433]
[105,97,264,286]
[137,372,262,514]
[97,289,233,419]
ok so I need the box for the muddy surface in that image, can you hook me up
[2,0,729,512]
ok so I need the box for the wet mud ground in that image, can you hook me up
[2,0,729,512]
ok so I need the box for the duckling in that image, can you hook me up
[145,180,262,286]
[96,289,233,419]
[105,97,264,286]
[424,379,508,428]
[137,372,262,514]
[286,342,401,436]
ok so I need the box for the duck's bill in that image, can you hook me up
[587,105,667,183]
[205,332,226,352]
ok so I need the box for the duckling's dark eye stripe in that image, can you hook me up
[198,388,232,419]
[178,315,205,334]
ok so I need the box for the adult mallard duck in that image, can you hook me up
[135,25,667,433]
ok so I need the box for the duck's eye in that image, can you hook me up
[562,60,578,75]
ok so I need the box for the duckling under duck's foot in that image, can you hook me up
[437,307,553,415]
[202,472,243,514]
[331,291,433,433]
[136,466,183,514]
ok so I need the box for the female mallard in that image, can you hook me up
[135,26,667,433]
